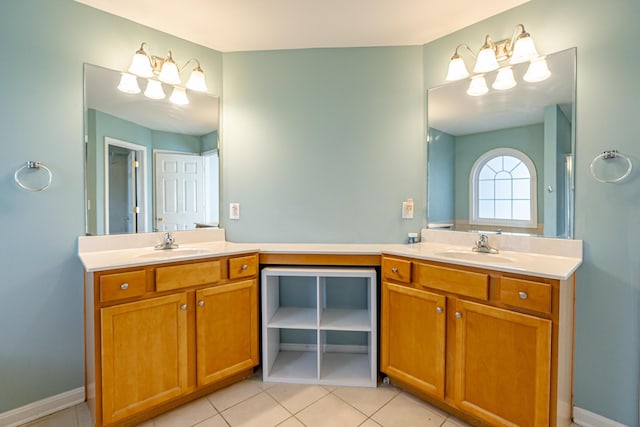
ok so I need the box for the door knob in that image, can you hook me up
[156,216,164,221]
[455,312,462,319]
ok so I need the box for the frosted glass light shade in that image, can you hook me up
[492,67,517,90]
[158,59,181,85]
[524,57,551,82]
[446,56,469,81]
[467,75,489,96]
[473,47,499,73]
[186,68,207,91]
[144,79,165,99]
[169,86,189,105]
[128,52,154,78]
[510,35,539,64]
[117,73,141,94]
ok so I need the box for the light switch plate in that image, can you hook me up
[229,203,240,220]
[402,201,414,219]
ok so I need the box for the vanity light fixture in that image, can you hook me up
[117,42,208,104]
[445,24,550,96]
[467,75,489,96]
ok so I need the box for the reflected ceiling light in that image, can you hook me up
[467,75,489,96]
[144,79,166,99]
[445,24,547,96]
[118,42,208,99]
[524,56,552,82]
[117,73,141,94]
[492,67,517,90]
[169,87,189,105]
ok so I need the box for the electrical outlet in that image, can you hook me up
[402,198,414,219]
[229,203,240,220]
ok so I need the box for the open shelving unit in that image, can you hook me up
[261,267,377,387]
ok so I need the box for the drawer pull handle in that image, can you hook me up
[120,283,129,290]
[455,311,462,319]
[391,267,398,273]
[436,307,443,313]
[241,264,248,270]
[518,291,528,300]
[198,300,205,307]
[180,304,187,310]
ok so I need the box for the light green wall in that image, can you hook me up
[453,124,545,222]
[221,47,426,243]
[1,0,639,425]
[0,0,222,413]
[423,1,640,424]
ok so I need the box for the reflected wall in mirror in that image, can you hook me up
[427,48,576,238]
[84,64,220,235]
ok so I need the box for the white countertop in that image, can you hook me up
[78,229,582,280]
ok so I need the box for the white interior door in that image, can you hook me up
[155,152,206,231]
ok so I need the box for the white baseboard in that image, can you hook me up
[0,387,85,427]
[573,406,629,427]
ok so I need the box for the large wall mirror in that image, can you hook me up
[84,64,220,235]
[427,47,576,238]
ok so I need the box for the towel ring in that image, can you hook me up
[14,161,53,192]
[590,150,632,184]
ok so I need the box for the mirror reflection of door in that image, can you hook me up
[104,137,148,235]
[154,152,206,231]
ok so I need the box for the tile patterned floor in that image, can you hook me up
[20,374,583,427]
[20,375,465,427]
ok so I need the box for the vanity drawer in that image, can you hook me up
[156,260,223,292]
[500,277,551,314]
[100,270,147,302]
[229,255,258,280]
[415,263,489,301]
[382,257,412,283]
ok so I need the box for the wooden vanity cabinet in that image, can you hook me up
[381,255,574,427]
[85,253,259,427]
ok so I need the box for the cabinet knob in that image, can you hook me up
[518,291,528,300]
[436,307,443,313]
[391,267,398,273]
[120,283,129,290]
[180,304,187,310]
[198,300,205,307]
[241,264,248,270]
[455,312,462,319]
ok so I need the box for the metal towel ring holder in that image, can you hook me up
[14,161,53,192]
[590,150,633,184]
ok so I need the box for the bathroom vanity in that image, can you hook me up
[79,229,581,427]
[80,231,261,426]
[381,254,574,427]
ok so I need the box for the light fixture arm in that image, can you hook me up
[178,58,203,73]
[451,43,476,60]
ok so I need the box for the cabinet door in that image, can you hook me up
[101,293,188,424]
[381,282,446,398]
[196,279,259,386]
[454,300,552,427]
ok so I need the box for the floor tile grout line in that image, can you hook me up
[264,384,330,416]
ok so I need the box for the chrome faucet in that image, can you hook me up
[472,234,499,254]
[155,232,179,250]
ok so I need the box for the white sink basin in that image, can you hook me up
[137,248,211,259]
[434,249,515,263]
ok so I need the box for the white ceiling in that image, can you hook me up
[75,0,530,52]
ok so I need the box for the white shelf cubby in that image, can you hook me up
[261,267,377,387]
